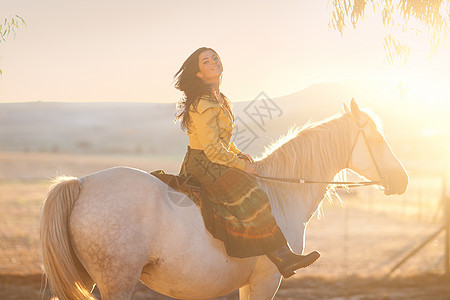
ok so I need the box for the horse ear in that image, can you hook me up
[350,98,361,121]
[342,102,349,113]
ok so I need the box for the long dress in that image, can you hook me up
[178,93,287,258]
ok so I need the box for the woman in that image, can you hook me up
[174,47,319,278]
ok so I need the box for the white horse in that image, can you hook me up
[40,99,408,300]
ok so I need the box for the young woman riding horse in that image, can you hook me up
[174,47,320,278]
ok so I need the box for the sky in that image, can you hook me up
[1,0,450,104]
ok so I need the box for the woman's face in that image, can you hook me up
[196,50,223,85]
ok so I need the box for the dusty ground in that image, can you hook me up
[1,152,449,299]
[1,273,450,299]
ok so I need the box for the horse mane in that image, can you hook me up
[255,113,356,221]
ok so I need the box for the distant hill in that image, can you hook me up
[0,79,448,173]
[0,102,182,154]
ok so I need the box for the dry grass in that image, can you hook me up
[0,152,181,275]
[0,151,182,181]
[0,180,47,276]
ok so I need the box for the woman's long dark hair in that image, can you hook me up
[174,47,232,131]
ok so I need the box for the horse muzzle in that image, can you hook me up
[382,170,408,195]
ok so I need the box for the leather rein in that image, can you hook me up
[254,120,386,189]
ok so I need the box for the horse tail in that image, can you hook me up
[40,176,95,300]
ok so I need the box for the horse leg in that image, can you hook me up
[82,255,143,300]
[72,229,145,300]
[95,269,140,300]
[97,290,133,300]
[247,256,282,300]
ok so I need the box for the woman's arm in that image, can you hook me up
[230,142,255,163]
[190,106,246,171]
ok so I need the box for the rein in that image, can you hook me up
[255,120,385,189]
[254,174,380,188]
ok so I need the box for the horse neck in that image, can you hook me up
[255,114,355,251]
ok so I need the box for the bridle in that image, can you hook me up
[255,118,387,189]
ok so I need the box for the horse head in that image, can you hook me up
[344,99,408,195]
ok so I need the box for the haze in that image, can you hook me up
[1,0,449,106]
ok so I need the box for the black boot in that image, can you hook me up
[266,245,320,278]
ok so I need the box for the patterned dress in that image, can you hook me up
[178,93,287,258]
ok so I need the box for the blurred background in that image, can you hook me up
[1,0,449,299]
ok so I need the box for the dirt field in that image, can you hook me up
[1,152,449,299]
[1,273,450,299]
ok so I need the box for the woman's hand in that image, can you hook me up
[244,162,257,175]
[237,152,254,163]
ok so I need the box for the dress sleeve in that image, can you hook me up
[229,142,242,155]
[190,106,246,171]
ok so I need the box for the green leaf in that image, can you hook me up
[15,15,26,26]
